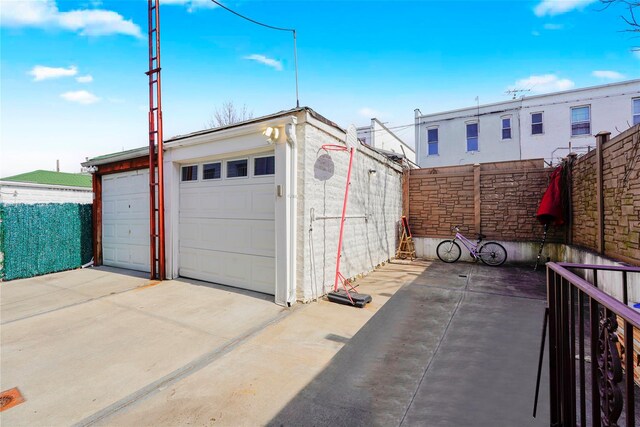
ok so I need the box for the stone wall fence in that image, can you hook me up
[406,159,565,262]
[569,125,640,266]
[405,124,639,302]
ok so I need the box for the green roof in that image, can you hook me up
[1,170,92,188]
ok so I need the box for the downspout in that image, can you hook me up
[285,118,298,305]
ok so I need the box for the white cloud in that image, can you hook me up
[634,50,640,59]
[61,90,100,104]
[509,74,575,94]
[29,65,78,81]
[543,23,564,30]
[76,74,93,83]
[243,54,283,71]
[161,0,217,13]
[0,0,57,26]
[532,30,541,36]
[592,70,625,80]
[534,0,597,16]
[0,0,142,38]
[57,9,141,37]
[358,107,383,118]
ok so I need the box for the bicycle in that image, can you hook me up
[436,226,507,266]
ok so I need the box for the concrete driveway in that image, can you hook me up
[1,261,549,426]
[0,263,413,426]
[0,266,288,426]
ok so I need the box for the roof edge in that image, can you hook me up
[417,78,640,119]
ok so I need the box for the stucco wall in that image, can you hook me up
[519,84,638,161]
[417,106,521,168]
[297,120,403,301]
[416,80,640,167]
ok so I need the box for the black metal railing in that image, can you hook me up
[547,262,640,426]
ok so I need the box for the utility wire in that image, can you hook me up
[211,0,294,32]
[210,0,300,107]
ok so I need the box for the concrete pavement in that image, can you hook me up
[0,267,287,426]
[269,263,550,427]
[1,261,550,426]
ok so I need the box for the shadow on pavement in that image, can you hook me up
[268,261,550,427]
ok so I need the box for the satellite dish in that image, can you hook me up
[346,124,358,151]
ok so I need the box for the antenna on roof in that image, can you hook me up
[505,88,531,100]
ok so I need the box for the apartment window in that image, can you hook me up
[427,128,438,155]
[203,162,221,180]
[254,156,275,176]
[633,98,640,125]
[571,106,591,136]
[531,113,543,135]
[466,122,478,152]
[227,159,248,178]
[501,116,512,140]
[181,165,198,182]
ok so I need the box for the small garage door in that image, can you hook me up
[102,169,150,272]
[178,155,275,295]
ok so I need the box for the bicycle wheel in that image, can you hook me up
[436,240,461,263]
[479,242,507,266]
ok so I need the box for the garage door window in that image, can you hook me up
[227,159,248,178]
[181,165,198,182]
[203,162,221,180]
[254,156,275,176]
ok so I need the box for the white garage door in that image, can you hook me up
[102,169,150,272]
[178,156,275,295]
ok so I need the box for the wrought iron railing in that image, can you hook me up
[547,262,640,426]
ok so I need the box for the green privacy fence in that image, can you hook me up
[0,203,93,281]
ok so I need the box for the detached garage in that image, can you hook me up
[102,169,150,272]
[83,107,404,306]
[177,154,276,295]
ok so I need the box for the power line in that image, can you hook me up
[210,0,300,107]
[211,0,293,32]
[357,124,414,135]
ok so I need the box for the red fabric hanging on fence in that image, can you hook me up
[536,165,564,225]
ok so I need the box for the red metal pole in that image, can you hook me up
[147,0,165,279]
[155,0,166,280]
[147,0,156,279]
[333,146,355,292]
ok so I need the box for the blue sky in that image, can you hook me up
[1,0,638,176]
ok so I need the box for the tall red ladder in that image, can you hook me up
[146,0,165,280]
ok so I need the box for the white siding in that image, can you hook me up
[0,183,92,204]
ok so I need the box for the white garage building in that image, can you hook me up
[83,108,403,306]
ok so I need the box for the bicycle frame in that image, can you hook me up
[452,232,481,258]
[451,230,496,259]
